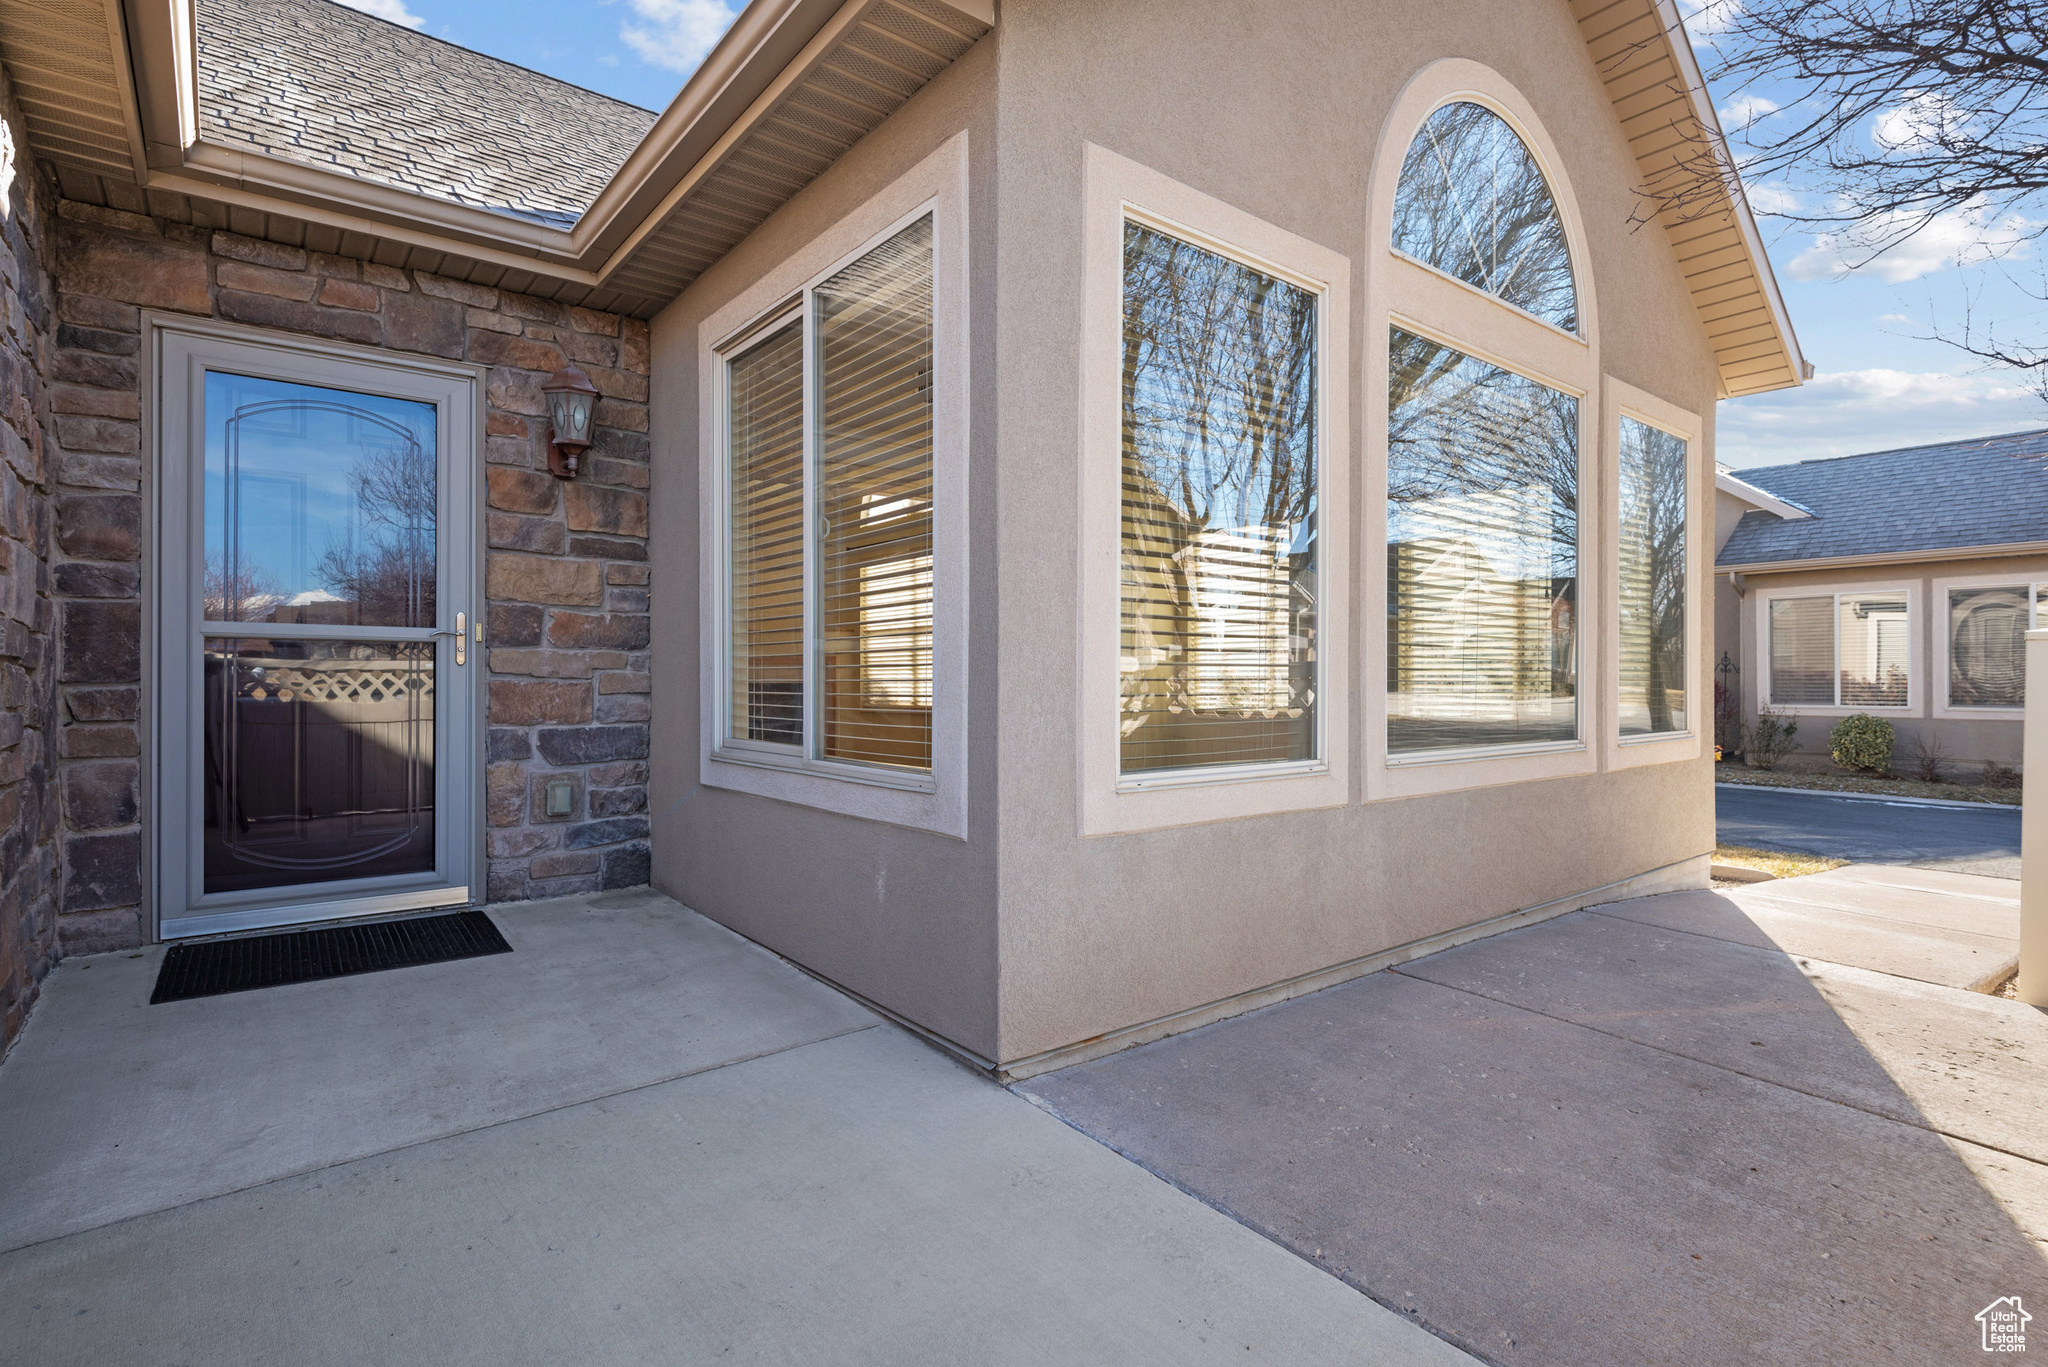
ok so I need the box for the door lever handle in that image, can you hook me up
[433,612,468,665]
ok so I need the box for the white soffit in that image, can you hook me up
[0,0,142,181]
[1573,0,1808,398]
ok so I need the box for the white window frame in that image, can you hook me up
[1756,581,1920,716]
[1932,573,2044,719]
[1366,59,1603,800]
[1077,142,1352,836]
[696,133,968,838]
[1604,378,1704,771]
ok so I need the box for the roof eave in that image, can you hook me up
[1714,468,1814,521]
[1716,539,2048,574]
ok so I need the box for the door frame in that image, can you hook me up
[146,314,487,940]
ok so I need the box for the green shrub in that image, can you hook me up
[1829,714,1895,772]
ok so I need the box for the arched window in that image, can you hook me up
[1392,101,1577,332]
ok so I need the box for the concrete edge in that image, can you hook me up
[1711,863,1776,884]
[993,853,1714,1083]
[1714,781,2020,812]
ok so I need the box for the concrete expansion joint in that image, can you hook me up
[0,1020,882,1261]
[1385,949,2048,1173]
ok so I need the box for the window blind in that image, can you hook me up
[1948,586,2028,708]
[727,319,805,746]
[1386,328,1578,754]
[1617,416,1686,737]
[1118,221,1319,775]
[1767,596,1833,705]
[816,217,934,771]
[1838,593,1908,706]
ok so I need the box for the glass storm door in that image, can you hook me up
[156,327,479,939]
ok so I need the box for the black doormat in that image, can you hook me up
[151,910,511,1004]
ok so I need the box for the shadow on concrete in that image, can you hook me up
[1021,891,2048,1367]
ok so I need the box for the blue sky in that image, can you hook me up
[334,0,2048,470]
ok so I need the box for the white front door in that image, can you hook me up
[154,321,481,939]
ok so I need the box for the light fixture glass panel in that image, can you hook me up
[1392,101,1578,331]
[1947,585,2027,708]
[1618,417,1687,736]
[1387,328,1578,754]
[1119,221,1320,775]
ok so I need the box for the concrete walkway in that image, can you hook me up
[0,889,1468,1367]
[1025,868,2048,1366]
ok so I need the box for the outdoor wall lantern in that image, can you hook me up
[541,362,600,479]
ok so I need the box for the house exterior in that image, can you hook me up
[1715,431,2048,771]
[0,0,1804,1074]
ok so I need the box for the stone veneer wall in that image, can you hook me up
[0,69,60,1052]
[44,203,653,955]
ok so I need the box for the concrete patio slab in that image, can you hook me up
[0,888,877,1253]
[0,1026,1473,1367]
[1023,948,2048,1367]
[1596,881,2017,991]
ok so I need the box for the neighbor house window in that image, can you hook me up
[1392,100,1578,331]
[1118,219,1320,775]
[724,214,934,773]
[1386,328,1579,754]
[1617,416,1687,736]
[1946,584,2045,708]
[1767,591,1910,708]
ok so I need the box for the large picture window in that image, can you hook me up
[1946,584,2046,708]
[1118,220,1320,776]
[1387,329,1579,755]
[723,214,934,774]
[1767,591,1910,708]
[1617,416,1687,736]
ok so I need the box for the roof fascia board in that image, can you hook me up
[593,0,877,281]
[122,0,195,169]
[1714,468,1813,520]
[100,0,152,180]
[1651,0,1809,388]
[1718,540,2048,574]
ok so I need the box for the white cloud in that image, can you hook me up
[621,0,740,74]
[1785,201,2035,283]
[1877,312,1911,323]
[1741,180,1801,216]
[1680,0,1742,45]
[1719,94,1778,130]
[336,0,424,28]
[1873,90,1968,153]
[1717,368,2045,466]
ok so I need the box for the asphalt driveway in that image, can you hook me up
[1717,783,2021,878]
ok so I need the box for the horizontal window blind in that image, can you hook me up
[728,319,805,746]
[1617,416,1687,737]
[1948,586,2027,708]
[1386,328,1578,754]
[1838,593,1908,706]
[816,216,934,772]
[1767,596,1833,705]
[1119,220,1319,775]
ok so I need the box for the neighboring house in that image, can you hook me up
[1714,431,2048,769]
[0,0,1806,1076]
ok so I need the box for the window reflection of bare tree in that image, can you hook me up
[314,435,437,628]
[1120,223,1319,733]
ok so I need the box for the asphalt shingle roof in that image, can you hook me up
[1717,428,2048,567]
[196,0,657,227]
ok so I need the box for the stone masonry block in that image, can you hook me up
[489,679,592,727]
[61,601,140,682]
[487,727,533,761]
[384,291,464,359]
[601,841,651,889]
[57,494,141,560]
[65,687,137,721]
[487,466,558,515]
[487,827,556,859]
[468,331,563,372]
[530,850,600,880]
[217,261,318,301]
[63,760,138,829]
[595,693,650,724]
[53,415,137,455]
[60,725,138,759]
[219,291,381,346]
[53,563,138,597]
[487,553,601,605]
[536,725,647,766]
[563,482,646,537]
[563,815,648,850]
[487,512,567,554]
[546,612,648,651]
[486,762,526,827]
[62,830,141,912]
[210,232,308,270]
[487,602,543,647]
[415,273,497,308]
[57,222,208,313]
[317,279,378,312]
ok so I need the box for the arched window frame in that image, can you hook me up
[1365,61,1603,800]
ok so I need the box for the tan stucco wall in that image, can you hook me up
[1728,554,2047,768]
[986,0,1723,1062]
[646,40,1001,1057]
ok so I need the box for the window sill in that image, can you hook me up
[1386,738,1586,768]
[1116,758,1329,793]
[709,746,938,795]
[1618,729,1694,747]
